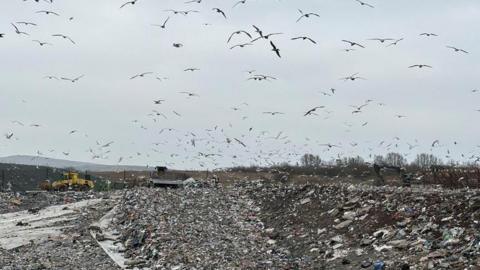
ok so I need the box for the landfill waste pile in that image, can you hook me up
[0,191,101,214]
[108,181,479,269]
[0,192,119,270]
[109,186,292,269]
[247,181,480,269]
[1,179,479,269]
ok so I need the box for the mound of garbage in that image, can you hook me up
[108,181,480,269]
[0,193,118,270]
[250,182,480,269]
[110,186,291,269]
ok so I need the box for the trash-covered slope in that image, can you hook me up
[111,182,480,269]
[111,186,291,269]
[0,193,119,270]
[250,182,480,269]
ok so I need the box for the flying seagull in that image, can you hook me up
[252,25,263,37]
[11,23,29,35]
[368,38,394,43]
[320,143,340,149]
[263,112,284,115]
[304,106,324,116]
[341,73,366,81]
[61,75,84,83]
[230,43,252,49]
[130,72,153,79]
[180,91,199,97]
[342,40,365,48]
[152,17,170,29]
[16,21,37,26]
[164,9,199,15]
[387,38,404,47]
[296,10,320,22]
[227,30,251,43]
[234,138,247,147]
[120,0,138,9]
[420,33,438,37]
[350,103,369,111]
[355,0,374,8]
[32,40,51,46]
[408,64,432,68]
[248,74,277,81]
[233,0,247,8]
[212,8,227,19]
[36,10,60,16]
[251,25,282,42]
[446,46,468,54]
[291,36,317,44]
[270,41,281,58]
[52,34,75,44]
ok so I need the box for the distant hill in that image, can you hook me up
[0,155,153,172]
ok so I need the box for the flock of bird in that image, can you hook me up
[1,0,479,169]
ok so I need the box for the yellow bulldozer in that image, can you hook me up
[40,172,95,191]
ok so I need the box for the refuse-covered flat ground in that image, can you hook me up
[1,180,479,269]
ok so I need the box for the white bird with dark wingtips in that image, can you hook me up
[409,64,432,69]
[120,0,138,9]
[291,36,317,44]
[342,40,365,48]
[227,30,252,43]
[52,34,75,44]
[61,75,84,83]
[296,10,320,22]
[355,0,374,8]
[446,46,468,54]
[152,17,170,29]
[36,10,60,16]
[12,23,29,35]
[130,72,153,79]
[212,8,227,19]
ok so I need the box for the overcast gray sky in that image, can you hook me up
[0,0,479,169]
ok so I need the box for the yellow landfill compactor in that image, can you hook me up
[40,172,94,191]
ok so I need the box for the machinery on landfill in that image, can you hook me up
[147,166,189,188]
[373,164,412,186]
[40,172,95,191]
